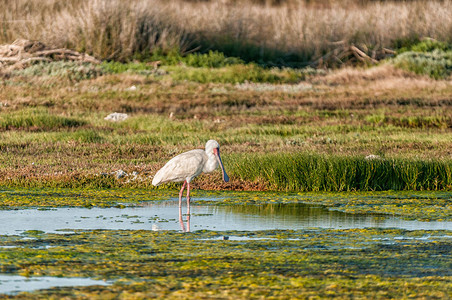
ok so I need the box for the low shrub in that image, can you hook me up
[12,61,104,81]
[392,50,452,79]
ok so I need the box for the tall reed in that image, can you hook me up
[2,0,452,64]
[228,153,452,191]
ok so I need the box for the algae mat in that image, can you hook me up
[0,188,451,298]
[0,229,451,299]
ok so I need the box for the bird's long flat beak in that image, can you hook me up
[214,148,229,182]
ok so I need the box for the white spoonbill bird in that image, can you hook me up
[152,140,229,215]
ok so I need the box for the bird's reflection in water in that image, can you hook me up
[179,201,191,232]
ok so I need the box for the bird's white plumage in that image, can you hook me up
[152,140,228,232]
[152,149,207,185]
[152,140,227,186]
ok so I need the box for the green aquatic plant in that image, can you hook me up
[0,229,450,298]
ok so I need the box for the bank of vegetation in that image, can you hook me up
[1,0,452,191]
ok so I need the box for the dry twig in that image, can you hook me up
[0,39,100,73]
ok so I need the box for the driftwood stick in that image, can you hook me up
[0,57,21,62]
[350,45,378,63]
[32,49,100,63]
[4,57,52,72]
[33,49,81,57]
[0,39,101,72]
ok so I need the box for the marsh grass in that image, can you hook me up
[229,153,452,191]
[365,114,452,129]
[0,109,86,131]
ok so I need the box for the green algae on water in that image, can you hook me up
[0,229,450,299]
[1,188,451,221]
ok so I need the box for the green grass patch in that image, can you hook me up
[396,39,452,54]
[167,64,303,84]
[100,61,155,75]
[137,48,244,67]
[229,153,452,191]
[104,49,244,74]
[182,50,244,68]
[365,114,452,129]
[102,57,305,83]
[0,109,86,131]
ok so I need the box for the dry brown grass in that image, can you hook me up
[1,0,452,63]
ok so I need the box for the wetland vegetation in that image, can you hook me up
[2,60,452,191]
[1,0,452,298]
[0,228,451,299]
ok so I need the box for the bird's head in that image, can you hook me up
[205,140,220,154]
[205,140,229,182]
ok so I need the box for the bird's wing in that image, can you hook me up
[152,150,207,185]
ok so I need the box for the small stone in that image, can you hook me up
[104,112,128,122]
[365,154,381,160]
[125,85,137,91]
[115,170,127,179]
[152,224,161,231]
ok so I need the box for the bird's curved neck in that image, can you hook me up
[203,150,218,173]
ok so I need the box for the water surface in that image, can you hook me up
[0,274,110,295]
[1,200,450,235]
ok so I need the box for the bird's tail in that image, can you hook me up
[152,170,162,186]
[152,176,161,186]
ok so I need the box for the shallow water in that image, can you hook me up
[1,200,450,235]
[0,274,110,295]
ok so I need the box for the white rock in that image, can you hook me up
[365,154,381,160]
[152,224,162,231]
[115,169,127,179]
[104,112,129,122]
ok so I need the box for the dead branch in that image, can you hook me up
[0,39,100,72]
[311,43,394,68]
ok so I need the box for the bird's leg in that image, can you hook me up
[179,181,187,232]
[186,213,190,232]
[186,182,191,215]
[179,180,187,210]
[179,206,186,232]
